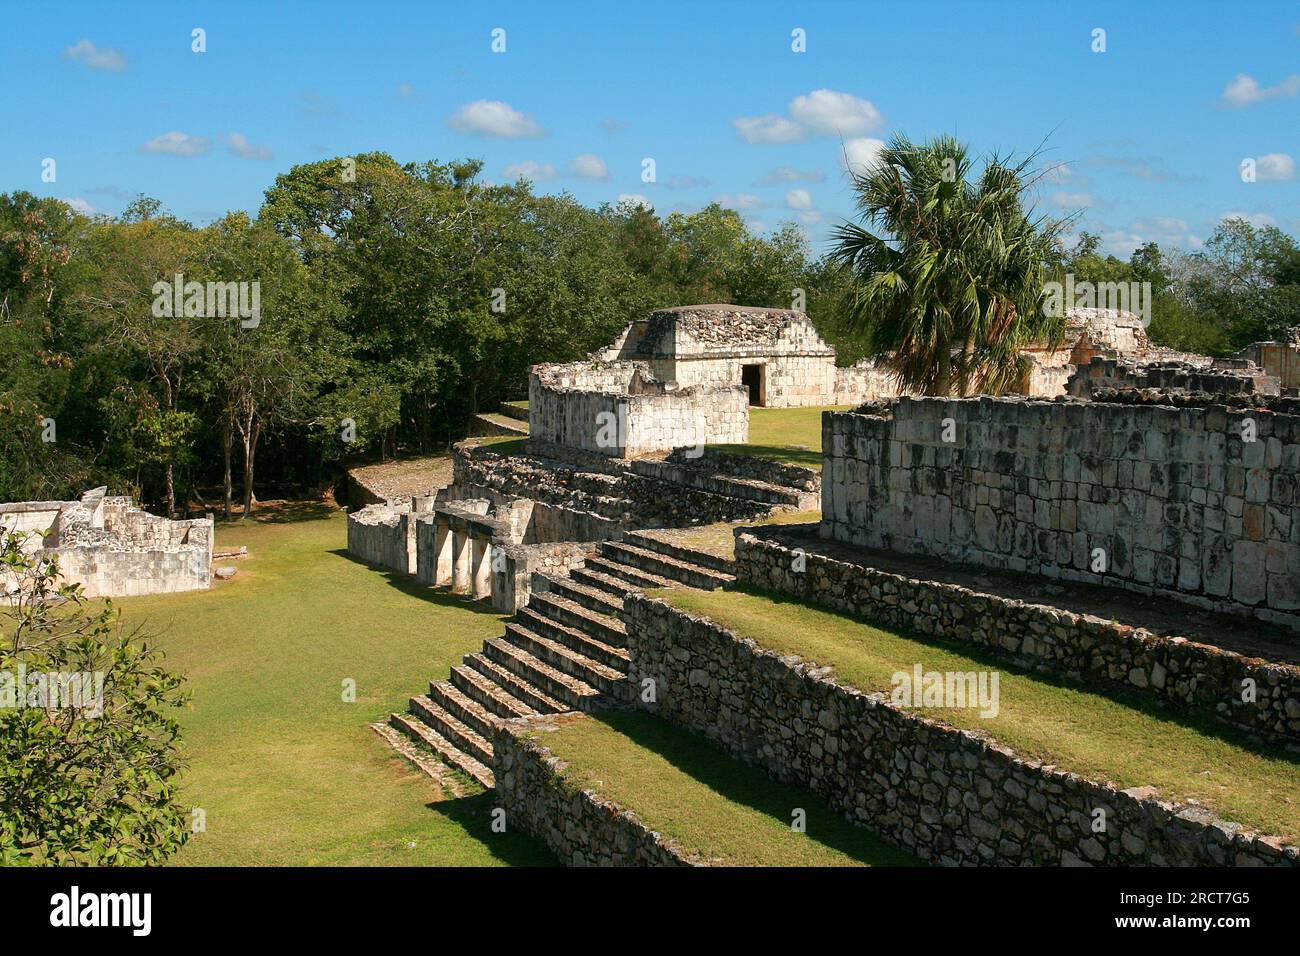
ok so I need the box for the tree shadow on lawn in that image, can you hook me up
[588,709,920,866]
[423,790,556,866]
[215,500,338,526]
[328,549,506,617]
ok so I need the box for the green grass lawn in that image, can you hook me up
[655,587,1300,842]
[649,509,822,561]
[539,712,917,866]
[114,504,552,866]
[711,404,850,469]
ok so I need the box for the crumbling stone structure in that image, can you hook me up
[0,488,212,598]
[821,395,1300,629]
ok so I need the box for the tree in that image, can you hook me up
[831,134,1064,395]
[0,530,189,865]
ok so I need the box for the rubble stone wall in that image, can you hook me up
[621,593,1298,866]
[821,397,1300,629]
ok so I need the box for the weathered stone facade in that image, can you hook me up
[734,529,1300,745]
[529,359,748,457]
[621,593,1298,866]
[821,396,1300,629]
[492,714,697,866]
[1,488,212,598]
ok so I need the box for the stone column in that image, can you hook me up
[434,516,454,587]
[451,525,472,593]
[471,534,493,601]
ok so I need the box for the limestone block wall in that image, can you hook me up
[734,530,1300,744]
[622,594,1298,866]
[833,359,905,405]
[0,501,64,553]
[346,504,410,574]
[671,354,838,407]
[1067,357,1280,399]
[492,714,695,866]
[821,397,1300,629]
[528,362,747,458]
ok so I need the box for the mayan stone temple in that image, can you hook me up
[342,303,1300,868]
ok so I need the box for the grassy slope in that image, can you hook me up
[656,587,1300,841]
[712,405,851,469]
[115,505,551,866]
[659,509,822,561]
[542,712,917,866]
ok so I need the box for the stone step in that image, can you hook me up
[502,623,627,696]
[570,565,651,598]
[388,712,494,789]
[463,652,566,715]
[600,540,735,590]
[516,606,631,672]
[484,635,607,711]
[533,572,626,616]
[582,555,678,591]
[428,678,504,740]
[630,458,806,507]
[410,694,494,767]
[526,590,627,647]
[624,530,737,574]
[450,663,538,721]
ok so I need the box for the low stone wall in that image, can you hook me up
[1068,356,1279,399]
[346,504,410,574]
[622,593,1298,866]
[492,714,695,866]
[833,358,903,405]
[734,531,1300,745]
[822,396,1300,629]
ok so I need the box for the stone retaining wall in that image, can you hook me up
[492,714,695,866]
[822,396,1300,629]
[346,505,410,573]
[734,531,1300,744]
[621,593,1298,866]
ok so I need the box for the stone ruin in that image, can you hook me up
[0,487,213,598]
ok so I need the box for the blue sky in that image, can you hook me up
[4,0,1297,258]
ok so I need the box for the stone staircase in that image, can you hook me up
[384,533,734,788]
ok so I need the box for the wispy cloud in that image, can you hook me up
[226,132,273,160]
[617,193,653,210]
[1220,73,1300,108]
[568,153,609,181]
[755,166,826,186]
[734,89,884,144]
[714,193,767,210]
[1255,153,1296,181]
[63,39,126,73]
[140,131,211,157]
[300,89,341,119]
[448,99,545,138]
[502,160,557,181]
[598,118,627,135]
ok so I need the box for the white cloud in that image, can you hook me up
[1221,211,1278,228]
[227,133,273,160]
[140,131,211,157]
[789,89,883,136]
[1099,217,1200,257]
[568,153,609,181]
[1220,73,1300,108]
[617,193,653,210]
[63,39,126,72]
[1051,191,1094,208]
[62,197,96,215]
[503,160,557,181]
[784,188,813,210]
[448,99,545,138]
[841,137,886,174]
[734,89,884,145]
[1256,153,1296,181]
[733,114,803,144]
[755,166,826,186]
[715,193,767,210]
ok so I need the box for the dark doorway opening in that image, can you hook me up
[741,363,764,406]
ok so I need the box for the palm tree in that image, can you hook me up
[831,134,1065,396]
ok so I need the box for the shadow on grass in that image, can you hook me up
[710,443,823,470]
[726,583,1300,768]
[424,790,556,866]
[328,549,506,617]
[589,709,920,866]
[214,500,339,526]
